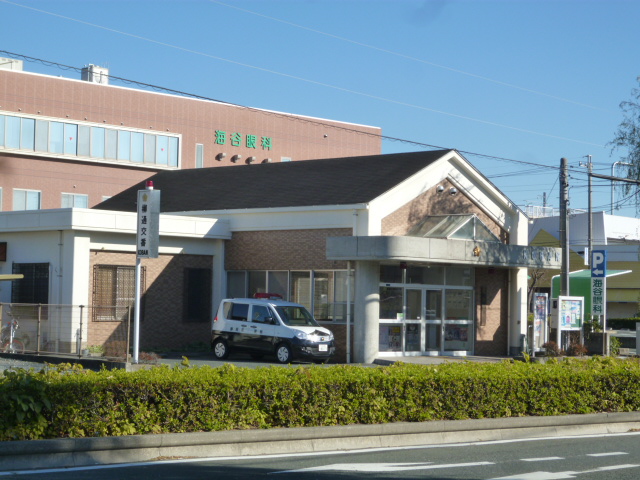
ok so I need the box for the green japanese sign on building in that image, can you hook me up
[215,130,272,150]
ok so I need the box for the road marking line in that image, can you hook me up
[521,457,564,462]
[586,452,628,457]
[273,461,494,474]
[581,463,640,473]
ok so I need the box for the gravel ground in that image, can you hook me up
[0,355,48,373]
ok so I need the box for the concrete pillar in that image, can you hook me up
[353,260,380,364]
[508,267,529,356]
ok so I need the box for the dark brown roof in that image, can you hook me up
[94,150,451,213]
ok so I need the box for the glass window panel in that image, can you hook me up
[61,193,73,208]
[74,194,88,208]
[313,271,332,321]
[105,129,117,160]
[425,290,442,320]
[290,271,311,309]
[78,125,90,157]
[117,130,131,160]
[13,190,25,210]
[444,324,472,351]
[331,270,353,322]
[156,135,169,165]
[35,120,48,151]
[379,286,403,320]
[227,271,246,298]
[379,325,402,352]
[0,115,5,147]
[49,121,64,153]
[131,132,144,162]
[91,127,105,158]
[445,289,473,320]
[425,324,441,350]
[6,116,20,149]
[407,266,444,285]
[144,134,156,164]
[267,271,288,299]
[248,271,266,297]
[406,289,422,320]
[380,265,403,284]
[405,324,421,352]
[196,143,204,168]
[449,220,475,240]
[20,118,35,150]
[64,123,78,155]
[169,137,179,167]
[26,190,41,210]
[407,265,445,285]
[446,267,473,286]
[14,190,41,211]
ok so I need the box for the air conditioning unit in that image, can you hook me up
[81,64,109,85]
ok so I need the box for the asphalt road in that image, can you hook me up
[6,431,640,480]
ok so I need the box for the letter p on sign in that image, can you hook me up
[591,250,606,278]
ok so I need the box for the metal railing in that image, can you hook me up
[0,303,131,360]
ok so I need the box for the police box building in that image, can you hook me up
[0,149,561,363]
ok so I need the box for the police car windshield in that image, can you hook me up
[274,306,318,327]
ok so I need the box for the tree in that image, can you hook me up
[609,77,640,210]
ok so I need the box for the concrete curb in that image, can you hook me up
[2,412,640,471]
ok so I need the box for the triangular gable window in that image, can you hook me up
[407,214,500,242]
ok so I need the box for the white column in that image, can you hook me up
[353,260,380,364]
[509,267,529,356]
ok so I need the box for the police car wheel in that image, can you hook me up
[276,343,292,364]
[213,338,229,359]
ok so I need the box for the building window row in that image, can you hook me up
[227,270,354,322]
[0,113,180,168]
[12,189,90,211]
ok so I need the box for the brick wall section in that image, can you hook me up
[88,251,213,351]
[381,179,509,243]
[225,228,352,271]
[474,267,509,356]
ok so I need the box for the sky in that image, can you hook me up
[1,0,640,217]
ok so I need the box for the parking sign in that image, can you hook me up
[591,250,606,318]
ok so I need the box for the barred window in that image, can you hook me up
[11,263,49,304]
[93,265,144,322]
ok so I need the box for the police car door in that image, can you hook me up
[247,304,276,352]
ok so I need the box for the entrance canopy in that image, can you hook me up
[327,236,562,269]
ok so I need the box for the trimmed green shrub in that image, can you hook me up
[2,358,640,441]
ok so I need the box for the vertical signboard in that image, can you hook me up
[533,292,548,351]
[137,186,160,259]
[591,250,607,320]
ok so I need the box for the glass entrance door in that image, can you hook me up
[424,289,442,353]
[405,289,423,352]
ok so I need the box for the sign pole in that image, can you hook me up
[134,181,160,364]
[133,256,141,363]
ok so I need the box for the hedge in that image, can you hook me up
[1,357,640,441]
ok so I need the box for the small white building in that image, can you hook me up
[1,151,560,361]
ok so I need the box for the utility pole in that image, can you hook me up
[579,155,593,265]
[560,158,570,297]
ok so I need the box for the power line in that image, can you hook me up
[0,0,606,147]
[209,0,613,113]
